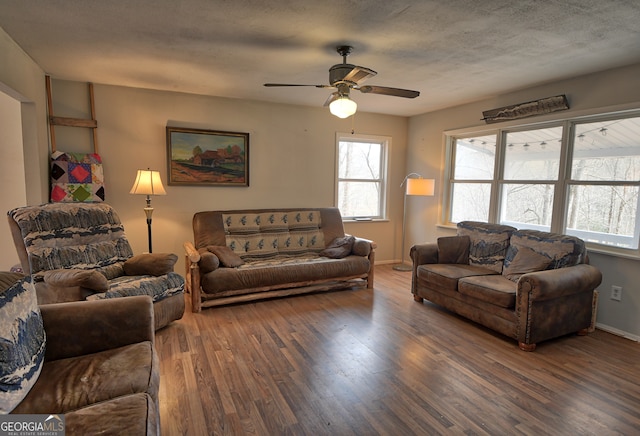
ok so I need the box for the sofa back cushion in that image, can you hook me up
[0,276,45,413]
[457,221,517,273]
[193,208,349,262]
[8,203,134,277]
[504,229,586,273]
[223,211,326,260]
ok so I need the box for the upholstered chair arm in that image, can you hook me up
[410,243,438,266]
[517,264,602,302]
[40,295,155,362]
[352,237,375,257]
[123,253,178,276]
[40,268,108,292]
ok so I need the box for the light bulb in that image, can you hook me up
[329,96,357,118]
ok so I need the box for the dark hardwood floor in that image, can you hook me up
[156,264,640,435]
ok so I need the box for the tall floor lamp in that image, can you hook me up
[393,174,435,271]
[130,169,166,253]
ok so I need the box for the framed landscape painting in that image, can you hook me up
[166,127,249,186]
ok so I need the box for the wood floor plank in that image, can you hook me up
[156,264,640,435]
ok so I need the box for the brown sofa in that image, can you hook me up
[1,276,159,435]
[184,208,376,312]
[410,221,602,351]
[8,202,185,330]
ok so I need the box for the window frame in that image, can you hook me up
[335,132,390,221]
[443,109,640,258]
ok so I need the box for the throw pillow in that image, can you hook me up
[0,277,46,413]
[320,235,355,259]
[42,268,109,292]
[502,247,552,282]
[124,253,178,276]
[457,221,516,273]
[437,236,470,264]
[207,246,244,267]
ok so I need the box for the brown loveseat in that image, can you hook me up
[184,208,376,312]
[411,221,602,351]
[1,276,160,435]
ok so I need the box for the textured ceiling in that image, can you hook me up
[2,0,640,116]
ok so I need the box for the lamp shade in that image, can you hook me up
[329,96,357,118]
[406,178,435,196]
[130,169,167,196]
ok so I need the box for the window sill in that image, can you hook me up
[343,218,390,223]
[586,244,640,260]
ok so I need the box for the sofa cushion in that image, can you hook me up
[66,392,159,436]
[124,253,178,276]
[0,277,46,413]
[223,211,326,260]
[417,263,498,292]
[320,235,355,259]
[502,247,552,282]
[12,341,158,414]
[458,275,517,308]
[86,272,184,303]
[505,229,586,270]
[201,254,369,294]
[437,235,470,264]
[207,245,244,267]
[457,221,516,273]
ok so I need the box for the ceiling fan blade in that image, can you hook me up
[263,83,331,88]
[342,65,377,84]
[357,85,420,98]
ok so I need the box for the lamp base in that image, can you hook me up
[392,263,413,272]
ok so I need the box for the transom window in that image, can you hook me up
[445,111,640,253]
[336,134,389,220]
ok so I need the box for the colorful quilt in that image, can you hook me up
[50,151,105,202]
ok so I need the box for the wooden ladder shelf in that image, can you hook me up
[45,75,99,153]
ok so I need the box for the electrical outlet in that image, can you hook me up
[611,285,622,301]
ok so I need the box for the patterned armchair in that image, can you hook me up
[7,202,184,330]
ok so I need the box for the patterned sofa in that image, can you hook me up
[184,208,376,312]
[410,221,602,351]
[8,203,184,330]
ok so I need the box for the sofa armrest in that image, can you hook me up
[40,268,108,292]
[518,264,602,302]
[40,295,155,362]
[410,243,438,266]
[352,237,376,257]
[353,237,376,289]
[124,253,178,276]
[184,241,205,313]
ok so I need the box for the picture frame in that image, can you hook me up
[166,127,249,186]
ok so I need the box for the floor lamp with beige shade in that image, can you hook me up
[130,168,166,253]
[393,174,435,271]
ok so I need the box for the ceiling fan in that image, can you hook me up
[264,45,420,118]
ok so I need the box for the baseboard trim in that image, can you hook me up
[595,323,640,342]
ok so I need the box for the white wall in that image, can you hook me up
[0,27,49,269]
[407,62,640,339]
[49,80,409,275]
[0,91,26,269]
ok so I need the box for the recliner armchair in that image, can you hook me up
[1,276,160,435]
[8,202,185,330]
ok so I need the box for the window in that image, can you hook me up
[446,112,640,253]
[336,134,389,220]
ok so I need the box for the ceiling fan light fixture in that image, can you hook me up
[329,95,357,118]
